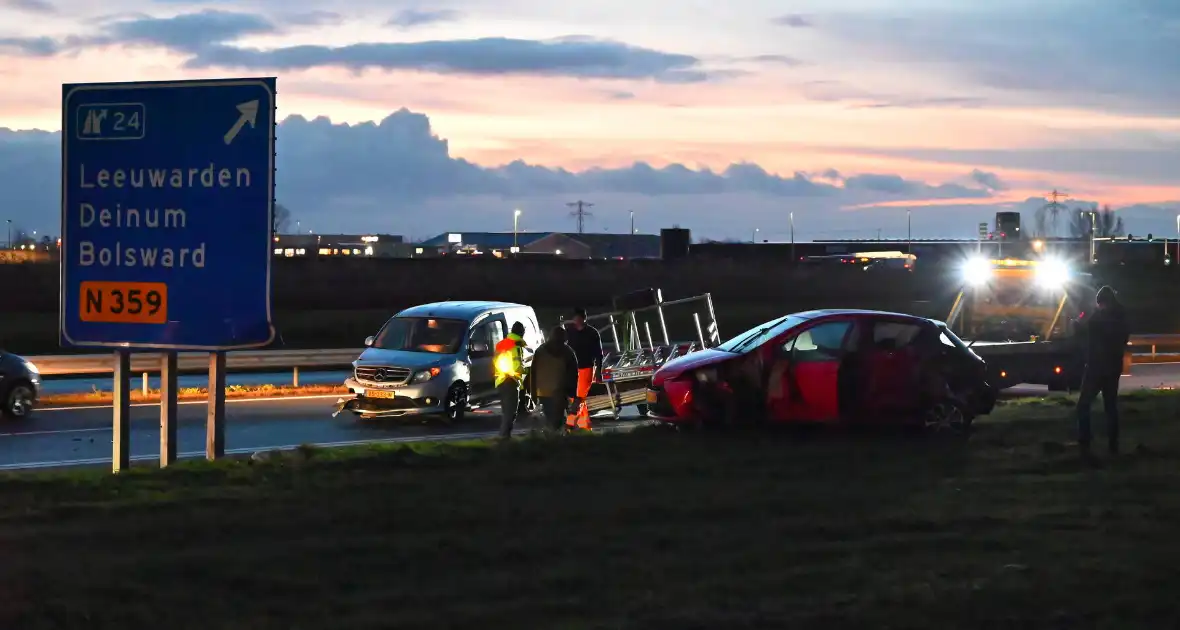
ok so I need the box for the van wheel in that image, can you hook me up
[443,382,468,423]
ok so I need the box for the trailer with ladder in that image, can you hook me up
[564,288,722,417]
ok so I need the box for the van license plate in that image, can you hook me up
[367,389,398,399]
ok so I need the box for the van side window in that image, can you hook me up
[470,320,504,357]
[489,320,506,346]
[472,319,506,347]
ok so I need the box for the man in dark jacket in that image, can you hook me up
[564,307,603,430]
[1075,285,1131,457]
[529,326,580,433]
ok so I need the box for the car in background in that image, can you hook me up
[335,301,545,422]
[0,350,41,419]
[646,309,995,431]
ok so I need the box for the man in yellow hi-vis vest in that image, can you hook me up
[495,321,529,439]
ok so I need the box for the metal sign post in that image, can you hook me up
[207,352,227,459]
[160,351,178,466]
[112,350,130,472]
[60,78,277,470]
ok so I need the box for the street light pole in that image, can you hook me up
[513,209,521,253]
[907,209,912,255]
[1089,210,1097,264]
[752,228,759,243]
[629,210,634,259]
[5,219,10,250]
[1165,214,1175,266]
[789,212,795,260]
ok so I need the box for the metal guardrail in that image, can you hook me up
[22,335,1180,378]
[27,349,361,377]
[27,340,647,377]
[1129,334,1180,345]
[1128,335,1180,359]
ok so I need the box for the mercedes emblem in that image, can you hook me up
[374,369,387,382]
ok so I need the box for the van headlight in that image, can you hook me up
[1035,259,1069,289]
[22,360,39,375]
[962,257,992,285]
[694,368,717,383]
[412,367,442,383]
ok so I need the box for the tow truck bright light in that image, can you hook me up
[1035,259,1070,288]
[962,257,992,285]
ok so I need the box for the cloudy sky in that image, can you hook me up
[1,0,1178,241]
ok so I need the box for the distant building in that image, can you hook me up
[272,233,408,258]
[416,232,660,259]
[567,233,661,259]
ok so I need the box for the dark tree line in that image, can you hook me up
[273,203,292,234]
[1068,204,1125,238]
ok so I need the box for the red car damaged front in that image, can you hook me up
[647,313,805,423]
[646,348,737,422]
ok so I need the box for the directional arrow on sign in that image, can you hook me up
[223,100,260,145]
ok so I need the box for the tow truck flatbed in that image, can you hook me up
[968,340,1066,353]
[948,255,1093,391]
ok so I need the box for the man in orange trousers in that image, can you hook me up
[564,307,602,431]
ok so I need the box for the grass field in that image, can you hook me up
[1,391,1178,628]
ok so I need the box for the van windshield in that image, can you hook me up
[373,317,468,354]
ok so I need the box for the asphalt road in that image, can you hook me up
[8,363,1180,472]
[3,396,648,470]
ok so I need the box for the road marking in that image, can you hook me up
[0,421,651,471]
[36,393,344,412]
[0,426,110,438]
[4,408,634,439]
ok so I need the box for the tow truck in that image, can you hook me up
[568,288,722,418]
[947,255,1097,391]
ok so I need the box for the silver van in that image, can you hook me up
[336,301,544,421]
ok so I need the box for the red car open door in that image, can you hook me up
[858,319,925,420]
[766,319,855,423]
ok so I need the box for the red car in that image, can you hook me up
[646,309,996,430]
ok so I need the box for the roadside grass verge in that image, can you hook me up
[38,383,349,406]
[1,391,1179,628]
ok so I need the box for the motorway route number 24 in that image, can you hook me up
[79,281,168,324]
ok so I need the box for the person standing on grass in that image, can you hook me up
[529,326,580,435]
[1075,285,1131,458]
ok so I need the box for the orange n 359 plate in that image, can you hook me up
[79,281,168,324]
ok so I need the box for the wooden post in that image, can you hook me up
[160,352,178,467]
[206,351,226,459]
[112,350,131,473]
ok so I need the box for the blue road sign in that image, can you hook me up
[60,78,276,350]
